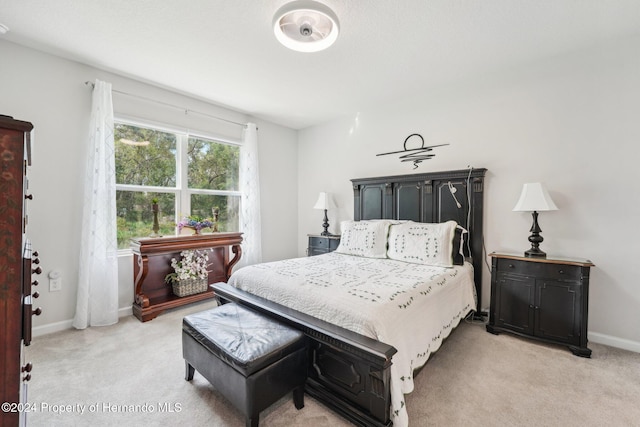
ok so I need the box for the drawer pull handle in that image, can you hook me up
[508,264,514,268]
[558,270,564,274]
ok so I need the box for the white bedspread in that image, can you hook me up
[228,252,476,427]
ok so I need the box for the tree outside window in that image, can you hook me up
[114,121,240,249]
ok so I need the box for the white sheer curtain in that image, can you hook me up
[238,123,262,266]
[73,79,119,329]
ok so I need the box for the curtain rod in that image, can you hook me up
[84,81,248,128]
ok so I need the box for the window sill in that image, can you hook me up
[118,248,133,257]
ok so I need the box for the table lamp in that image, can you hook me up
[313,192,335,236]
[513,182,558,258]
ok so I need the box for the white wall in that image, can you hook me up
[0,40,298,332]
[297,34,640,351]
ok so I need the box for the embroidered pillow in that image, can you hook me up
[387,220,458,267]
[335,220,391,258]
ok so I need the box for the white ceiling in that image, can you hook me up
[1,0,640,129]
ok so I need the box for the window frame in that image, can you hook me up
[114,116,242,254]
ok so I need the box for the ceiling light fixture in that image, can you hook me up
[273,0,340,53]
[0,24,9,35]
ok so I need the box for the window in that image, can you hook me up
[114,120,240,249]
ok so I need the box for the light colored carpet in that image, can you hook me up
[25,301,640,426]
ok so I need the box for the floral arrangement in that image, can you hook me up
[164,249,209,285]
[177,215,214,233]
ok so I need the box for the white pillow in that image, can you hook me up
[335,220,391,258]
[387,220,458,267]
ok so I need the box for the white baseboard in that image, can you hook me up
[118,305,133,318]
[32,319,74,337]
[32,306,133,338]
[589,332,640,354]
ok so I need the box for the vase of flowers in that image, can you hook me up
[164,249,210,297]
[177,215,214,235]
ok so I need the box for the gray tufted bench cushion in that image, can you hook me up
[182,302,307,427]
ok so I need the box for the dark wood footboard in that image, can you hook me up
[212,282,397,427]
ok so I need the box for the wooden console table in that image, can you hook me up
[131,232,242,322]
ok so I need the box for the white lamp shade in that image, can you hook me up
[313,192,335,210]
[513,183,558,212]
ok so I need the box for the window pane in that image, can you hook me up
[187,137,239,191]
[116,191,176,249]
[115,123,177,187]
[190,194,240,232]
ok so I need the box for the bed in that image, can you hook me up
[213,168,486,427]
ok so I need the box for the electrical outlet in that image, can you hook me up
[50,277,62,292]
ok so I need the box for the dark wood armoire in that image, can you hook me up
[0,115,41,426]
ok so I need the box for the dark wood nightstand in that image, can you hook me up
[307,234,340,256]
[486,252,594,357]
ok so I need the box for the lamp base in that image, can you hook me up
[320,209,330,236]
[525,211,547,258]
[524,248,547,258]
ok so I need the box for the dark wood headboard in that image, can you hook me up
[351,168,487,313]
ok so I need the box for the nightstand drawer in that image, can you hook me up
[309,236,340,250]
[307,234,341,256]
[496,258,581,281]
[309,236,327,249]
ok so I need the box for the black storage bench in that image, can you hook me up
[182,302,307,427]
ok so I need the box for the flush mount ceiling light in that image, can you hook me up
[0,24,9,35]
[273,0,339,52]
